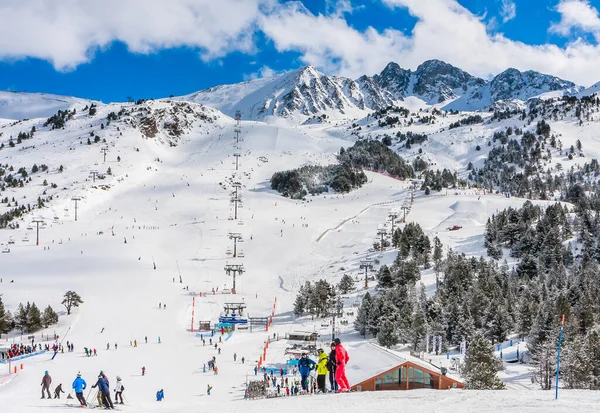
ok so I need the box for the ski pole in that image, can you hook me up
[85,387,93,402]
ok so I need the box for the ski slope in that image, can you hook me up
[0,96,595,412]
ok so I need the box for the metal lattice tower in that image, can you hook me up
[359,259,374,289]
[230,182,242,220]
[388,210,400,237]
[233,153,241,171]
[228,232,243,258]
[224,264,245,294]
[101,147,109,163]
[71,197,82,221]
[32,217,45,246]
[376,228,387,251]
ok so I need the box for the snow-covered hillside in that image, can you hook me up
[1,66,600,412]
[0,91,95,121]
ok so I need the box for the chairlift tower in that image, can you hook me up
[71,197,82,221]
[32,217,45,246]
[228,232,243,258]
[224,264,245,294]
[388,211,400,237]
[101,147,109,163]
[233,153,241,171]
[401,205,410,223]
[230,182,243,220]
[90,170,99,183]
[376,228,387,251]
[359,259,374,289]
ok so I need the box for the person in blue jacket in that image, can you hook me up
[156,389,164,401]
[297,352,316,391]
[72,372,87,407]
[92,372,114,409]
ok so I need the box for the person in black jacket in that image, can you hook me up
[328,342,338,392]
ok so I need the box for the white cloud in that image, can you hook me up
[499,0,516,23]
[243,65,281,81]
[261,0,600,86]
[260,2,410,78]
[0,0,272,70]
[3,0,600,88]
[550,0,600,41]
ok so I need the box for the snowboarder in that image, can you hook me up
[207,384,213,395]
[72,372,87,406]
[328,342,338,392]
[142,366,146,376]
[53,383,65,399]
[316,349,328,393]
[92,372,114,409]
[298,352,316,391]
[114,376,124,404]
[334,338,351,392]
[41,370,52,399]
[156,389,164,401]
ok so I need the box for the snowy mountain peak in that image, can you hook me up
[412,59,485,104]
[490,68,581,102]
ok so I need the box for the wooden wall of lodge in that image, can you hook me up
[351,361,464,391]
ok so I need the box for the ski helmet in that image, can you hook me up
[116,376,121,380]
[44,370,49,375]
[77,372,82,377]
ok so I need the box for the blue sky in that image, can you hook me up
[0,0,599,102]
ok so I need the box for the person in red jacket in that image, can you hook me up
[334,338,351,392]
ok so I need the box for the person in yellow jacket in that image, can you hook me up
[316,349,329,393]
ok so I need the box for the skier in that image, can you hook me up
[316,348,329,393]
[234,353,237,361]
[72,372,87,407]
[134,340,137,347]
[142,366,146,376]
[254,366,258,375]
[106,343,110,350]
[241,356,245,364]
[145,336,148,344]
[114,343,118,350]
[114,376,124,405]
[41,370,52,399]
[334,338,351,392]
[328,342,338,392]
[92,372,114,409]
[53,383,65,399]
[297,352,316,392]
[156,389,164,401]
[207,384,213,395]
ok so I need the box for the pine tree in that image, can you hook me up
[462,332,505,389]
[14,303,28,333]
[62,291,84,315]
[41,305,59,328]
[377,318,399,348]
[561,335,591,389]
[354,292,373,337]
[377,265,393,289]
[28,302,42,332]
[0,297,10,336]
[337,274,355,294]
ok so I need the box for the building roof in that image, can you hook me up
[345,341,463,387]
[345,341,407,386]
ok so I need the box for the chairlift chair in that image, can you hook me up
[2,248,10,253]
